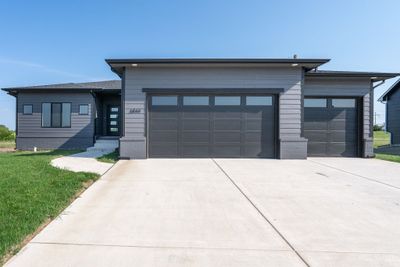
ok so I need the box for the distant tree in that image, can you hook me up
[373,124,384,131]
[0,125,15,141]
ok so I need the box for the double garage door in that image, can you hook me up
[304,97,359,157]
[148,95,277,158]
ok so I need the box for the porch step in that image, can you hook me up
[86,139,119,153]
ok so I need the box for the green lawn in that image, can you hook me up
[97,150,119,163]
[0,140,15,149]
[0,151,99,263]
[375,153,400,163]
[373,131,390,148]
[373,131,400,163]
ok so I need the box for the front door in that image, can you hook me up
[107,105,120,136]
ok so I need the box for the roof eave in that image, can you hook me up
[379,78,400,102]
[105,58,331,76]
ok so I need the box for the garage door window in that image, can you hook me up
[152,96,178,106]
[215,96,241,106]
[304,98,327,108]
[246,96,272,106]
[183,96,209,106]
[332,99,356,108]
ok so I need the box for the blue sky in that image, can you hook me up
[1,0,399,129]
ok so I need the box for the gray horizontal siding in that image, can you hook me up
[17,137,93,150]
[16,92,95,149]
[124,67,303,141]
[387,89,400,144]
[303,77,371,96]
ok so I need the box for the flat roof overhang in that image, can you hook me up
[105,58,331,77]
[306,70,400,82]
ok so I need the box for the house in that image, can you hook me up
[2,58,399,159]
[379,79,400,144]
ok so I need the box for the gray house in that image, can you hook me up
[2,58,398,159]
[379,79,400,144]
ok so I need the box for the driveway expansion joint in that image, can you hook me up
[211,159,310,267]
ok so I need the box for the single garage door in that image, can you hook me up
[148,95,276,158]
[304,97,359,157]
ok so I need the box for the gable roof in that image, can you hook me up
[379,78,400,102]
[2,80,121,95]
[105,58,331,76]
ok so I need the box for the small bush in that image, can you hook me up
[373,124,384,131]
[0,125,15,141]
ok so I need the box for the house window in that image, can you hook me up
[79,104,89,115]
[215,96,241,106]
[152,96,178,106]
[183,96,209,106]
[246,96,272,106]
[332,99,356,108]
[42,103,71,128]
[23,105,33,115]
[304,98,327,108]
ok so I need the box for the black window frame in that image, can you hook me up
[79,104,89,115]
[23,104,33,115]
[41,102,72,128]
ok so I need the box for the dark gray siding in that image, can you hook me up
[16,91,95,150]
[122,67,305,159]
[387,89,400,144]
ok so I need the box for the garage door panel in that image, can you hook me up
[212,145,241,157]
[304,97,358,157]
[181,131,210,142]
[181,145,210,157]
[304,121,328,130]
[244,109,274,119]
[304,131,329,142]
[213,111,241,119]
[149,144,178,157]
[329,120,357,130]
[307,142,328,156]
[330,131,357,142]
[181,111,209,119]
[327,143,357,157]
[213,132,241,142]
[149,94,276,158]
[149,131,178,142]
[182,120,210,130]
[150,119,178,130]
[213,120,241,130]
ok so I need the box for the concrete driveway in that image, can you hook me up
[6,158,400,267]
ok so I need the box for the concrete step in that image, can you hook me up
[86,139,119,153]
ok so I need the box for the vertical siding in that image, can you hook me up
[124,66,303,141]
[387,89,400,144]
[16,91,95,149]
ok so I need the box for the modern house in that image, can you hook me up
[379,79,400,144]
[2,58,399,159]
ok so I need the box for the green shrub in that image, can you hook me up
[0,125,15,141]
[373,124,384,131]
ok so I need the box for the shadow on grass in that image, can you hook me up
[13,150,83,157]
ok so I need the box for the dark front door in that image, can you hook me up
[107,105,120,136]
[148,95,276,158]
[304,97,359,157]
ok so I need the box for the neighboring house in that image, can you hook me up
[2,58,399,159]
[379,79,400,144]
